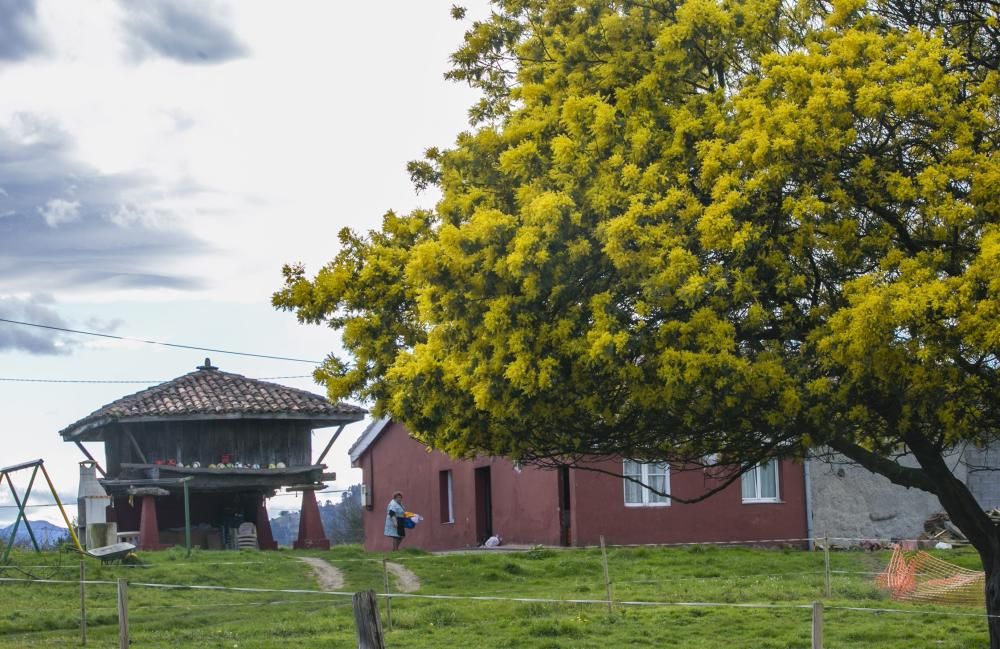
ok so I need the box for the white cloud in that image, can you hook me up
[37,198,80,227]
[104,202,159,228]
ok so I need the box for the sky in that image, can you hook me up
[0,0,490,526]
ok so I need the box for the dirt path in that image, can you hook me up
[385,561,420,592]
[297,557,345,591]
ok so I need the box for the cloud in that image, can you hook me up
[0,0,45,62]
[120,0,248,64]
[83,316,124,334]
[0,294,75,355]
[0,114,209,293]
[38,198,81,227]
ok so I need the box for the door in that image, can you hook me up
[474,466,493,544]
[558,465,571,546]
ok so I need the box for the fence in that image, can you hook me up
[0,537,991,648]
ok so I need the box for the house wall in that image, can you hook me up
[808,450,967,544]
[357,422,562,552]
[570,458,809,547]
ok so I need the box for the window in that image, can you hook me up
[439,470,454,523]
[741,460,780,503]
[623,460,670,506]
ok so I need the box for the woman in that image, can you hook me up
[384,491,406,550]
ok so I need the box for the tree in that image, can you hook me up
[275,0,1000,639]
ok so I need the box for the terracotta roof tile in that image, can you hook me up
[60,361,365,438]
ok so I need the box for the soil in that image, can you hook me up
[297,556,345,591]
[385,561,420,592]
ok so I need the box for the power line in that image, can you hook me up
[0,375,314,384]
[0,318,323,364]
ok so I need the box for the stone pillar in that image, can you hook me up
[256,495,278,550]
[293,486,330,550]
[129,487,170,551]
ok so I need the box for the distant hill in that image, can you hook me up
[270,485,362,547]
[0,520,69,547]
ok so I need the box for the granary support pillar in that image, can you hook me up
[256,494,278,550]
[130,487,170,551]
[293,486,330,550]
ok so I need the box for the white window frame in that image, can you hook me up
[623,460,671,507]
[741,460,781,503]
[441,470,454,523]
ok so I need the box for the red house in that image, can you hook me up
[350,418,808,552]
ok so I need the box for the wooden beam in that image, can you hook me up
[0,459,44,473]
[74,441,107,477]
[316,424,347,465]
[123,427,148,465]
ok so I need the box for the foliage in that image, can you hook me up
[275,0,999,472]
[324,484,364,544]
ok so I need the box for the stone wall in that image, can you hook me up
[808,450,967,545]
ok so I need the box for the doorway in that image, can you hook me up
[558,465,571,546]
[474,466,493,544]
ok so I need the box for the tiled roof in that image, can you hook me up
[60,359,366,439]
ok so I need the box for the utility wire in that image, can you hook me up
[0,375,313,384]
[0,318,323,364]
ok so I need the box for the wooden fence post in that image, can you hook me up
[382,557,393,631]
[79,560,87,646]
[353,590,386,649]
[600,535,612,614]
[811,600,824,649]
[116,578,128,649]
[823,536,831,598]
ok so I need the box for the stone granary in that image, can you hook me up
[59,359,365,551]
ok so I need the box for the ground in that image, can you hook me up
[296,556,344,590]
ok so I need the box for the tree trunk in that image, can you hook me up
[835,436,1000,647]
[987,556,1000,649]
[902,435,1000,648]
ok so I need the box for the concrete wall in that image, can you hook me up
[570,458,809,547]
[964,446,1000,510]
[807,450,967,543]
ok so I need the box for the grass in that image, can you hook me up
[0,544,989,647]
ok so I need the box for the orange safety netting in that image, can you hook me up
[876,546,984,606]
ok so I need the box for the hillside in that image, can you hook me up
[0,519,68,547]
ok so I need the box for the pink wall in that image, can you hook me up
[569,458,808,547]
[356,423,562,552]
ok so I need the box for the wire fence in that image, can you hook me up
[0,538,991,648]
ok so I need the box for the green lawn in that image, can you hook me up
[0,544,988,648]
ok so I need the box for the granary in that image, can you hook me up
[60,359,365,551]
[350,418,809,552]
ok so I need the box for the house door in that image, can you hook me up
[474,466,493,544]
[558,465,571,546]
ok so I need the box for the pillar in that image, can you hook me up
[138,496,161,551]
[256,495,278,550]
[293,488,330,550]
[130,487,169,551]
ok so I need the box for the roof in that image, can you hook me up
[60,359,366,440]
[348,416,392,464]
